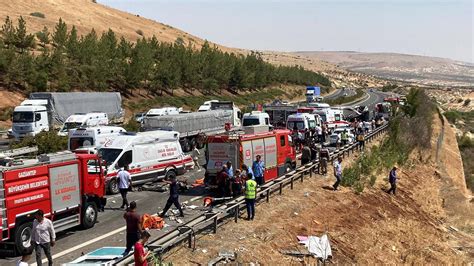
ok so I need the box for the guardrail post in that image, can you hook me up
[290,177,294,189]
[300,172,304,182]
[279,183,283,194]
[309,167,313,178]
[266,190,270,202]
[234,205,239,223]
[188,233,192,248]
[213,216,218,233]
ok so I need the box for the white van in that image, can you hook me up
[286,113,320,131]
[68,126,126,154]
[198,100,219,112]
[146,107,181,117]
[58,112,109,136]
[99,131,194,194]
[242,111,271,127]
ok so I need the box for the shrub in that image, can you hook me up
[10,131,67,154]
[369,175,377,187]
[444,110,461,124]
[124,118,141,132]
[0,107,13,121]
[30,12,45,19]
[457,98,464,103]
[464,99,471,106]
[136,29,144,36]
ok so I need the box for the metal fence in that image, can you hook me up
[117,123,389,265]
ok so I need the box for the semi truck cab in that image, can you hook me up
[11,100,49,139]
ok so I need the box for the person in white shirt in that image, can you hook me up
[32,210,55,266]
[16,250,31,266]
[192,147,201,171]
[118,164,132,209]
[333,157,343,191]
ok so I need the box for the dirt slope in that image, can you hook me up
[0,0,235,52]
[165,116,473,264]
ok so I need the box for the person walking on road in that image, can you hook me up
[243,177,257,220]
[252,155,265,186]
[134,230,151,266]
[192,146,201,171]
[387,166,399,195]
[118,164,132,209]
[123,201,142,255]
[333,157,343,191]
[159,176,184,217]
[32,210,55,266]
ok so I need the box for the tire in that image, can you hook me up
[165,169,176,180]
[82,201,98,229]
[108,178,120,194]
[15,222,33,255]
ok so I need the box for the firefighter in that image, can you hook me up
[243,175,257,220]
[159,175,184,217]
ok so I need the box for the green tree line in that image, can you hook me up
[0,16,331,95]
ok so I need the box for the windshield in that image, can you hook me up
[98,148,122,167]
[319,114,327,123]
[12,112,34,123]
[243,118,260,126]
[61,122,83,132]
[69,137,94,151]
[287,121,305,130]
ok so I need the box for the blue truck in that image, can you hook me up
[306,86,322,103]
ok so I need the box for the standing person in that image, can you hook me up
[316,124,323,143]
[231,169,243,197]
[159,176,184,217]
[357,131,365,151]
[192,146,201,171]
[252,155,265,186]
[310,144,317,162]
[118,165,132,209]
[17,250,32,266]
[31,210,55,266]
[243,177,257,220]
[387,166,398,195]
[217,166,230,197]
[123,201,142,255]
[226,161,234,177]
[341,129,349,146]
[333,157,343,191]
[241,164,253,180]
[371,119,376,131]
[301,145,311,165]
[319,148,330,175]
[134,230,151,266]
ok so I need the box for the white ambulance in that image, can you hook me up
[58,112,109,136]
[68,126,126,154]
[99,130,194,194]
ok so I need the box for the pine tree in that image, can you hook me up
[1,16,16,49]
[14,16,35,53]
[52,18,68,49]
[36,26,50,49]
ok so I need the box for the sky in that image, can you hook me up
[100,0,473,63]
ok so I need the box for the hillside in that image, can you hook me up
[296,51,474,87]
[0,0,230,51]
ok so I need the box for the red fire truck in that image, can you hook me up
[0,151,106,254]
[206,129,296,182]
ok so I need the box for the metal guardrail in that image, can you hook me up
[117,123,389,265]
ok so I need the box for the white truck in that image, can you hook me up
[11,92,124,140]
[68,126,126,154]
[242,111,271,127]
[145,107,181,117]
[58,112,109,136]
[142,101,242,152]
[99,131,194,194]
[198,100,219,112]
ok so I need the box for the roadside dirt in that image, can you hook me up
[165,117,473,264]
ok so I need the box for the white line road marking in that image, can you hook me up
[31,225,126,266]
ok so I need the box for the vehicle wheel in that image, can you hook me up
[108,178,120,194]
[165,170,176,180]
[15,222,33,255]
[82,201,98,229]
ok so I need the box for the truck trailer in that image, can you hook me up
[142,103,241,152]
[11,92,124,139]
[0,151,106,254]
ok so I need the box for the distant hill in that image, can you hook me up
[295,51,474,87]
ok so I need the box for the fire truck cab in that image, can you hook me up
[206,129,296,183]
[0,152,105,254]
